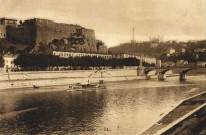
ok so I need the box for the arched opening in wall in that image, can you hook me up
[4,34,6,37]
[56,28,59,32]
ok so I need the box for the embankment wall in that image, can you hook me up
[0,69,140,90]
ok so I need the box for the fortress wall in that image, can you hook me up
[6,27,24,42]
[85,29,95,39]
[5,18,106,53]
[24,20,37,45]
[32,20,98,53]
[84,29,97,52]
[35,22,80,45]
[33,20,99,52]
[0,25,6,38]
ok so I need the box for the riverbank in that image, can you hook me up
[141,91,206,135]
[0,69,146,90]
[0,69,204,90]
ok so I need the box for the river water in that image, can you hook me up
[0,74,206,135]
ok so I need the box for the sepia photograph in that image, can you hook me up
[0,0,206,134]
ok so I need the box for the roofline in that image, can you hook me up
[1,18,17,21]
[52,50,111,55]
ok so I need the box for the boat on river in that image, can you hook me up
[68,80,106,91]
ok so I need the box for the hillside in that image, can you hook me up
[0,39,29,54]
[108,40,206,58]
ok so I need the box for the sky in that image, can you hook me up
[0,0,206,47]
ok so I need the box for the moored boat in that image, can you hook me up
[68,80,106,91]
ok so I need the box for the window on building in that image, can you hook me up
[56,28,59,32]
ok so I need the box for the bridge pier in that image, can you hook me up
[179,72,187,81]
[158,73,166,80]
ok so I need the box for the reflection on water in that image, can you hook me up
[0,75,206,135]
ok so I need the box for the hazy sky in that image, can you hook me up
[0,0,206,47]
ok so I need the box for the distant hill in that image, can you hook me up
[108,40,206,58]
[109,42,172,58]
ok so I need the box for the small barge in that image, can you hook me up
[68,80,106,91]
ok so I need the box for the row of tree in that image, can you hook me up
[14,54,154,71]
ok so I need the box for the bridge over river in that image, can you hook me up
[139,66,206,81]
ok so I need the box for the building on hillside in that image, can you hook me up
[162,61,175,67]
[167,48,175,54]
[176,60,188,67]
[181,48,186,53]
[111,53,156,64]
[149,35,163,43]
[144,57,156,64]
[53,51,112,59]
[111,53,141,59]
[197,61,206,67]
[150,43,158,48]
[194,48,206,53]
[3,53,18,72]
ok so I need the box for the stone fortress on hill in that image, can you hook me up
[0,17,108,54]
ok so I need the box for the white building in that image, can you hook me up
[53,51,112,59]
[112,53,141,59]
[3,54,18,72]
[53,51,156,65]
[144,57,156,64]
[112,53,156,64]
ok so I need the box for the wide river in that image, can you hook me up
[0,74,206,135]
